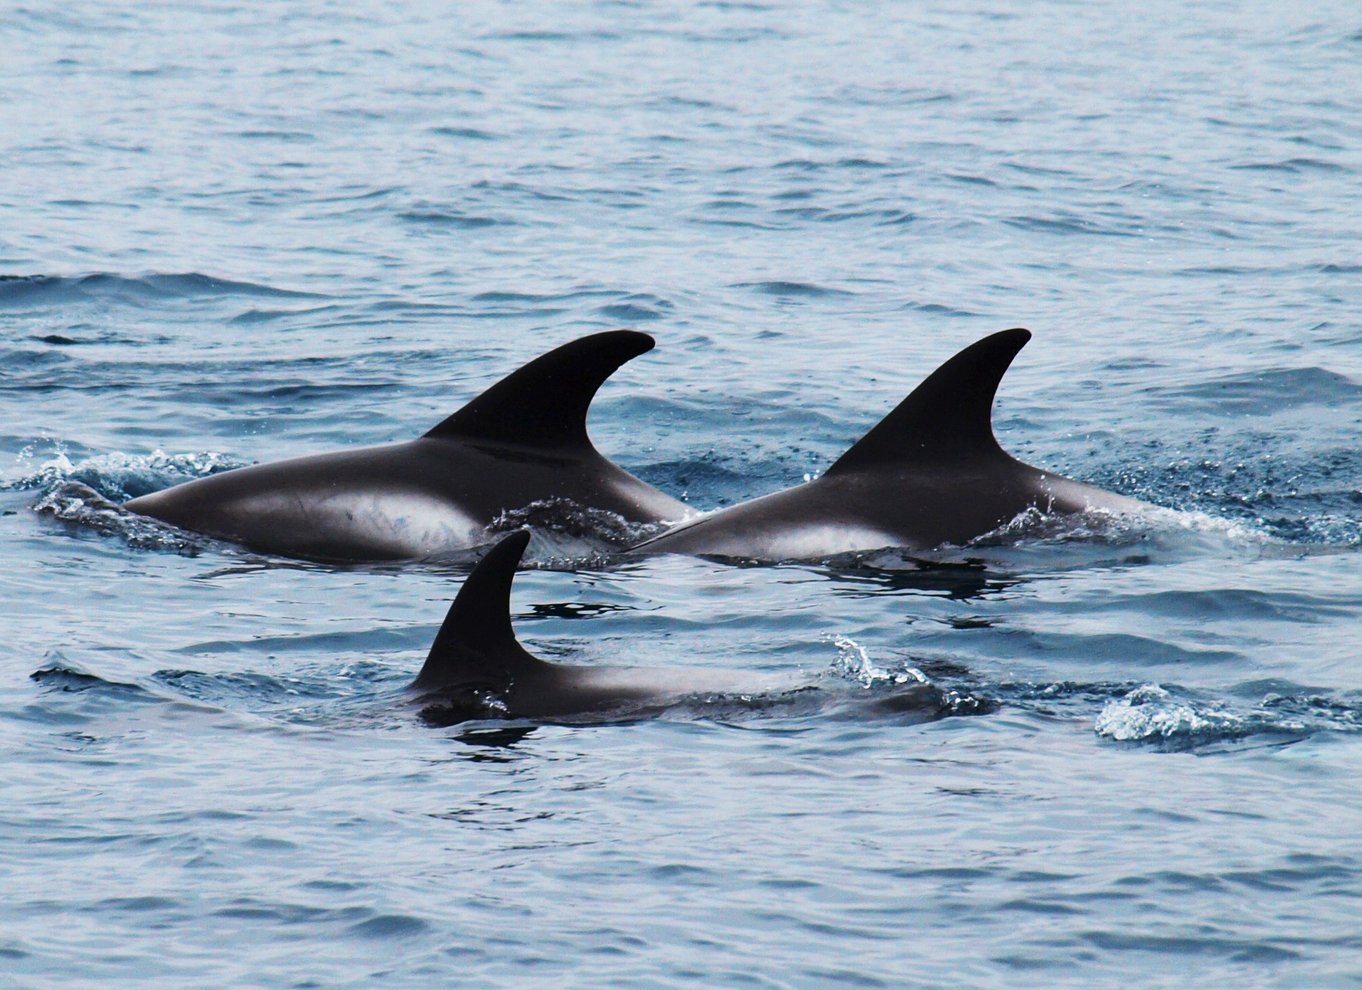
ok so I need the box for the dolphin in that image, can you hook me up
[407,529,808,722]
[124,331,690,561]
[629,328,1147,561]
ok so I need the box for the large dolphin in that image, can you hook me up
[125,331,690,561]
[630,328,1146,561]
[407,530,806,722]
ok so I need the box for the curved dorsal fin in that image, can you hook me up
[410,530,549,693]
[824,328,1031,477]
[423,330,654,450]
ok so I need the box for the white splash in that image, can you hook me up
[1095,683,1240,742]
[829,634,926,688]
[4,446,240,495]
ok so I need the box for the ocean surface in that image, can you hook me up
[4,1,1362,986]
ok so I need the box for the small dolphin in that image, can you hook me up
[407,530,806,722]
[630,328,1146,561]
[125,331,690,561]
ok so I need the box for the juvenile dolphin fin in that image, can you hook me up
[824,327,1031,476]
[410,529,549,695]
[424,330,655,451]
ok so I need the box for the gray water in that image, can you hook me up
[4,1,1362,986]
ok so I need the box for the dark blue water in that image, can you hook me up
[4,2,1362,986]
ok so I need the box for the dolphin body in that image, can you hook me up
[630,328,1147,562]
[124,332,690,562]
[407,530,811,722]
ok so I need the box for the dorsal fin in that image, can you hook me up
[410,530,550,693]
[423,330,654,450]
[824,328,1031,476]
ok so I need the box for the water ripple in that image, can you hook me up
[5,2,1362,986]
[0,272,322,307]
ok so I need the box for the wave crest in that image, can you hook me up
[0,272,320,307]
[4,446,241,500]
